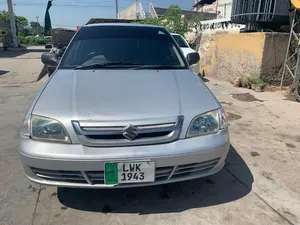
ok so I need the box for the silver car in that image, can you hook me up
[20,24,230,188]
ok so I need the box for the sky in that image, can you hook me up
[0,0,195,28]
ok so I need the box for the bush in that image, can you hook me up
[18,36,46,45]
[248,76,265,86]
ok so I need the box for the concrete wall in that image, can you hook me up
[261,33,292,85]
[213,33,265,81]
[200,32,290,85]
[118,2,138,19]
[197,27,243,76]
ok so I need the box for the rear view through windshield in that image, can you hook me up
[60,25,187,69]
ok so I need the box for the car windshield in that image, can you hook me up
[172,34,189,48]
[60,25,187,69]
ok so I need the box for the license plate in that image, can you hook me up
[105,162,155,185]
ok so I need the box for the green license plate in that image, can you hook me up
[105,162,155,185]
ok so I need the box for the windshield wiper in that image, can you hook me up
[133,65,186,70]
[74,62,143,70]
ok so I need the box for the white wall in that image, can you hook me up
[217,0,232,20]
[195,0,233,19]
[196,2,217,13]
[118,2,139,19]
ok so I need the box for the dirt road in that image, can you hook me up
[0,47,300,225]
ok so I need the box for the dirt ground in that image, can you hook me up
[0,47,300,225]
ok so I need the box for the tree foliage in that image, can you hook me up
[19,36,46,45]
[0,10,41,42]
[136,5,200,37]
[0,10,28,27]
[163,5,189,36]
[137,17,164,26]
[18,29,31,37]
[16,16,28,26]
[30,21,41,28]
[0,10,9,22]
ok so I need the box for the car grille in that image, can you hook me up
[172,158,221,178]
[32,168,88,184]
[31,158,220,185]
[72,116,184,147]
[85,131,172,140]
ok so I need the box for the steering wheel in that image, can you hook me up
[82,52,103,63]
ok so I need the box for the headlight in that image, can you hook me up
[31,115,71,143]
[186,109,228,138]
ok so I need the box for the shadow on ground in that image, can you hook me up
[0,48,48,58]
[201,77,210,82]
[0,70,9,76]
[58,146,253,214]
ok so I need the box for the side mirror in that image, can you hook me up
[45,44,52,49]
[187,52,200,66]
[41,53,58,66]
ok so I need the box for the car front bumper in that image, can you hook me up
[19,129,230,188]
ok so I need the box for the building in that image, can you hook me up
[154,7,216,20]
[193,0,218,14]
[118,2,216,21]
[117,2,146,20]
[192,0,244,32]
[193,0,232,20]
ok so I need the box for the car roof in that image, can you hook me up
[84,23,164,29]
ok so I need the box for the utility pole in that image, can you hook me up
[36,16,39,35]
[7,0,18,47]
[116,0,118,19]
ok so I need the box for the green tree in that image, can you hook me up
[30,21,41,28]
[137,17,164,26]
[135,5,192,37]
[16,16,28,26]
[189,15,204,33]
[30,21,44,35]
[0,10,29,28]
[0,11,28,26]
[0,10,9,24]
[18,29,31,37]
[164,5,189,36]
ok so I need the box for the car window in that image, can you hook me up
[172,34,189,48]
[60,26,187,69]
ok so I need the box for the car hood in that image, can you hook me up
[33,70,219,122]
[180,47,196,57]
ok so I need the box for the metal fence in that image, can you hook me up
[231,0,289,30]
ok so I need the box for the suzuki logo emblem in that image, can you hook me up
[123,124,139,140]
